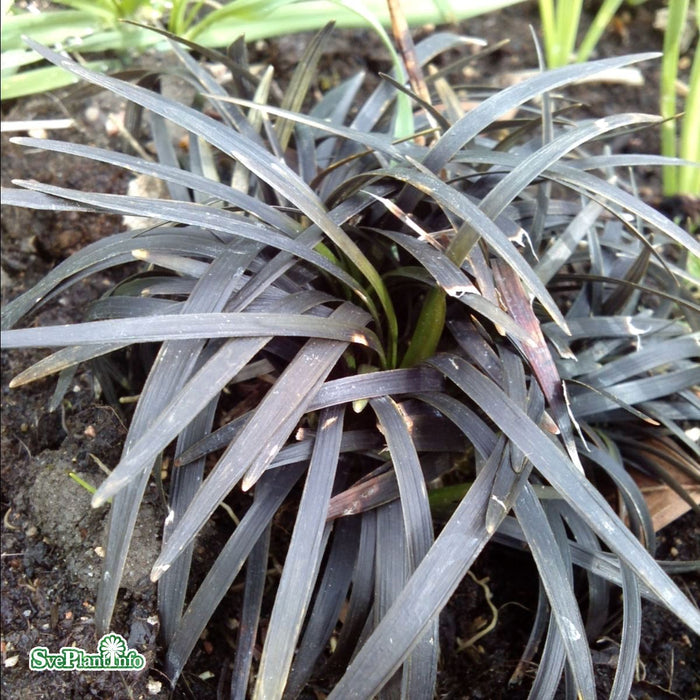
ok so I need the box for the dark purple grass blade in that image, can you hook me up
[254,406,344,697]
[493,260,582,469]
[371,397,438,697]
[420,53,660,175]
[328,446,499,698]
[283,516,361,698]
[164,463,306,681]
[94,241,261,634]
[513,486,595,698]
[319,510,377,678]
[230,525,270,700]
[10,137,301,233]
[428,353,700,633]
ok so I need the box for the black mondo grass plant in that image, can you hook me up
[2,24,700,699]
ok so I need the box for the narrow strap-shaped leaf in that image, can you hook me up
[276,22,335,152]
[9,343,129,388]
[151,304,369,579]
[22,40,398,354]
[374,500,407,699]
[327,444,499,698]
[230,525,270,700]
[320,510,377,677]
[427,354,700,633]
[325,419,464,521]
[560,273,700,317]
[10,136,301,233]
[371,397,438,699]
[2,311,378,349]
[610,563,642,700]
[283,516,360,699]
[526,613,567,700]
[555,502,611,638]
[513,484,595,699]
[377,71,451,130]
[164,463,306,681]
[310,366,445,410]
[371,397,434,569]
[483,436,511,534]
[528,32,554,255]
[253,406,345,699]
[498,345,528,471]
[401,287,446,369]
[85,295,180,320]
[268,430,383,471]
[493,260,582,469]
[1,186,95,212]
[313,72,374,199]
[48,365,78,411]
[158,396,218,644]
[149,111,191,202]
[421,53,660,175]
[95,242,261,633]
[240,328,368,490]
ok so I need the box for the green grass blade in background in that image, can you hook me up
[660,0,690,194]
[679,35,700,194]
[576,0,625,63]
[188,0,525,46]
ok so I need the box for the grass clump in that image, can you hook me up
[2,24,699,698]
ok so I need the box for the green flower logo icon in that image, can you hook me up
[98,633,127,667]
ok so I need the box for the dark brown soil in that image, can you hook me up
[2,3,698,699]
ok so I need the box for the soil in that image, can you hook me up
[2,2,698,699]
